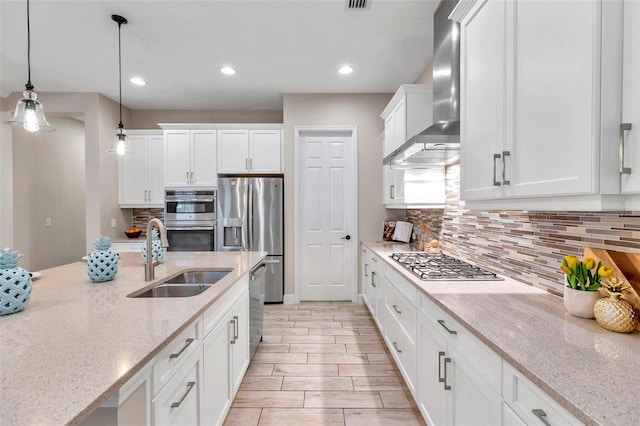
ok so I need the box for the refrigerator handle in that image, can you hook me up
[247,183,253,251]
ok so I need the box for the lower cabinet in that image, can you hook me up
[153,349,204,426]
[361,245,383,331]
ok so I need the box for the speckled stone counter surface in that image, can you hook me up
[0,251,266,426]
[362,241,640,426]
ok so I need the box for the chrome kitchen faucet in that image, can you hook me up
[145,218,169,281]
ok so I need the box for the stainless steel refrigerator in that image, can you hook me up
[217,177,284,303]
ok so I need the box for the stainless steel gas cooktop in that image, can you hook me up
[390,253,503,281]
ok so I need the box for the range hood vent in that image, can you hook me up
[384,0,460,167]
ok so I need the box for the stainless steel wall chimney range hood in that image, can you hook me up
[383,0,460,167]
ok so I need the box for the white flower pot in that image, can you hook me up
[563,286,600,319]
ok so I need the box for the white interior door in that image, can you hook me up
[296,128,356,302]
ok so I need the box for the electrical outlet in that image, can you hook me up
[45,218,52,227]
[111,219,117,228]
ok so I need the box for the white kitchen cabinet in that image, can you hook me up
[380,85,431,158]
[152,348,203,426]
[201,283,249,426]
[164,130,217,188]
[418,304,502,426]
[119,130,164,207]
[457,0,624,210]
[361,248,383,330]
[218,129,282,174]
[383,166,405,207]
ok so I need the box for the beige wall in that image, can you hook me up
[12,117,86,271]
[282,93,393,297]
[413,60,433,85]
[2,92,131,257]
[129,110,283,129]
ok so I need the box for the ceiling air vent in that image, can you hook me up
[347,0,368,10]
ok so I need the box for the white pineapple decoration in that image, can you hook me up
[87,236,119,282]
[141,229,165,264]
[0,248,32,315]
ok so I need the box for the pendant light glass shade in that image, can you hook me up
[5,89,54,132]
[3,0,54,133]
[108,14,132,156]
[107,124,132,156]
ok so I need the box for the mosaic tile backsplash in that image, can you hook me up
[406,164,640,296]
[132,208,164,236]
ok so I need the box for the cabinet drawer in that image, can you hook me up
[419,294,501,394]
[384,275,416,346]
[153,348,203,426]
[503,363,582,426]
[384,264,418,307]
[384,305,417,394]
[153,319,202,396]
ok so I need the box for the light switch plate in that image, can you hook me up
[111,219,117,228]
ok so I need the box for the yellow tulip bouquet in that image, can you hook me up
[561,256,613,291]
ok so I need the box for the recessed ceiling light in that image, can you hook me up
[338,65,354,75]
[221,66,236,75]
[129,77,146,86]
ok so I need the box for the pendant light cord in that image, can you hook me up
[117,19,123,128]
[25,0,33,91]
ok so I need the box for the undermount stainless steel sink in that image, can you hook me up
[128,269,232,298]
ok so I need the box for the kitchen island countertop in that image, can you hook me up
[363,240,640,426]
[0,250,266,425]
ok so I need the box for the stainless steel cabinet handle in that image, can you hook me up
[169,338,194,359]
[438,351,445,383]
[620,123,632,174]
[371,271,376,287]
[364,264,369,277]
[250,158,253,170]
[392,341,402,353]
[171,381,196,408]
[246,158,249,171]
[190,172,194,184]
[502,151,511,185]
[186,171,189,184]
[230,319,236,344]
[147,190,150,202]
[390,184,395,199]
[493,153,502,186]
[438,319,457,335]
[532,409,551,426]
[233,315,239,340]
[443,357,452,390]
[372,257,378,263]
[392,305,402,314]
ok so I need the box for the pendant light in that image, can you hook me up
[4,0,55,132]
[107,14,132,156]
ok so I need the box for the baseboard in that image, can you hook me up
[283,294,298,305]
[356,294,365,305]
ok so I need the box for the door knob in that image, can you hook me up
[342,235,351,240]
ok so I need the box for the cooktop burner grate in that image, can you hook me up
[390,253,503,281]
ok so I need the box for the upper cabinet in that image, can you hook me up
[457,0,626,210]
[381,84,432,158]
[218,128,282,174]
[119,130,165,207]
[164,129,217,188]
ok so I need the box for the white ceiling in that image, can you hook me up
[0,0,439,110]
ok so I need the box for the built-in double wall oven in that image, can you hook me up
[164,190,216,251]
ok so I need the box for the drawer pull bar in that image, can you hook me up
[438,319,457,335]
[532,409,551,426]
[438,351,445,383]
[230,319,237,344]
[392,304,402,314]
[233,315,239,340]
[392,341,402,353]
[443,357,452,390]
[169,338,194,359]
[171,381,196,408]
[371,271,376,288]
[364,264,369,277]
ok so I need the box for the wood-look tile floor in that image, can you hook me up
[223,303,427,426]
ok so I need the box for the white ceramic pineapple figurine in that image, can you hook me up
[87,236,119,282]
[0,248,32,315]
[141,229,165,264]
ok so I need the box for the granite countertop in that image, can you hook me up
[0,251,266,426]
[362,240,640,426]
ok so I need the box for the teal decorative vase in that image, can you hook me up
[0,248,32,316]
[141,229,165,264]
[87,236,119,283]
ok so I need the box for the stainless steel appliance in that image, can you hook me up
[164,189,216,251]
[217,177,284,303]
[249,262,266,359]
[391,253,503,281]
